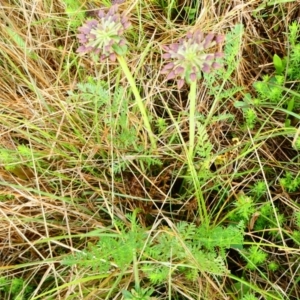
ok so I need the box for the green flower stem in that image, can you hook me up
[186,81,208,226]
[117,55,157,150]
[188,80,197,159]
[187,156,209,226]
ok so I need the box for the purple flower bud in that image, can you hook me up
[203,33,214,49]
[212,62,221,69]
[108,5,118,16]
[76,45,87,53]
[190,72,197,81]
[202,63,210,73]
[109,53,117,61]
[205,54,214,61]
[169,44,179,51]
[216,34,225,44]
[177,79,185,89]
[174,66,184,75]
[165,62,175,70]
[112,0,125,4]
[98,10,105,18]
[167,71,176,80]
[162,53,171,60]
[214,52,224,58]
[186,32,193,39]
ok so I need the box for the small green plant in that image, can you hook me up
[0,277,34,300]
[294,211,300,228]
[292,230,300,245]
[273,53,286,75]
[245,245,268,270]
[122,287,154,300]
[243,107,257,129]
[251,180,267,198]
[286,21,300,81]
[63,218,244,294]
[279,171,300,192]
[231,193,255,222]
[268,261,279,272]
[241,293,259,300]
[253,74,284,104]
[294,136,300,150]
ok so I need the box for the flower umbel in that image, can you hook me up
[161,30,224,89]
[76,5,131,61]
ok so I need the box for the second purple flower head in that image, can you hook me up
[161,30,225,89]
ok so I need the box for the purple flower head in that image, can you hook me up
[76,4,131,61]
[161,30,225,89]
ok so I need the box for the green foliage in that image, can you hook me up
[122,287,154,300]
[223,24,244,79]
[243,107,257,129]
[143,221,244,284]
[0,194,14,201]
[0,277,34,300]
[71,78,143,151]
[294,211,300,228]
[292,230,300,245]
[0,145,47,176]
[245,246,268,270]
[253,75,284,103]
[232,193,255,221]
[183,6,197,23]
[204,24,244,90]
[0,147,16,171]
[63,226,146,273]
[238,21,300,131]
[241,293,259,300]
[155,117,167,134]
[0,146,29,171]
[279,171,300,192]
[273,54,285,75]
[251,180,267,198]
[294,137,300,150]
[286,22,300,80]
[254,203,286,235]
[268,261,279,272]
[70,77,114,110]
[195,122,213,158]
[63,219,244,289]
[0,277,8,291]
[235,93,260,129]
[63,0,85,30]
[194,221,244,254]
[271,21,300,81]
[68,77,163,174]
